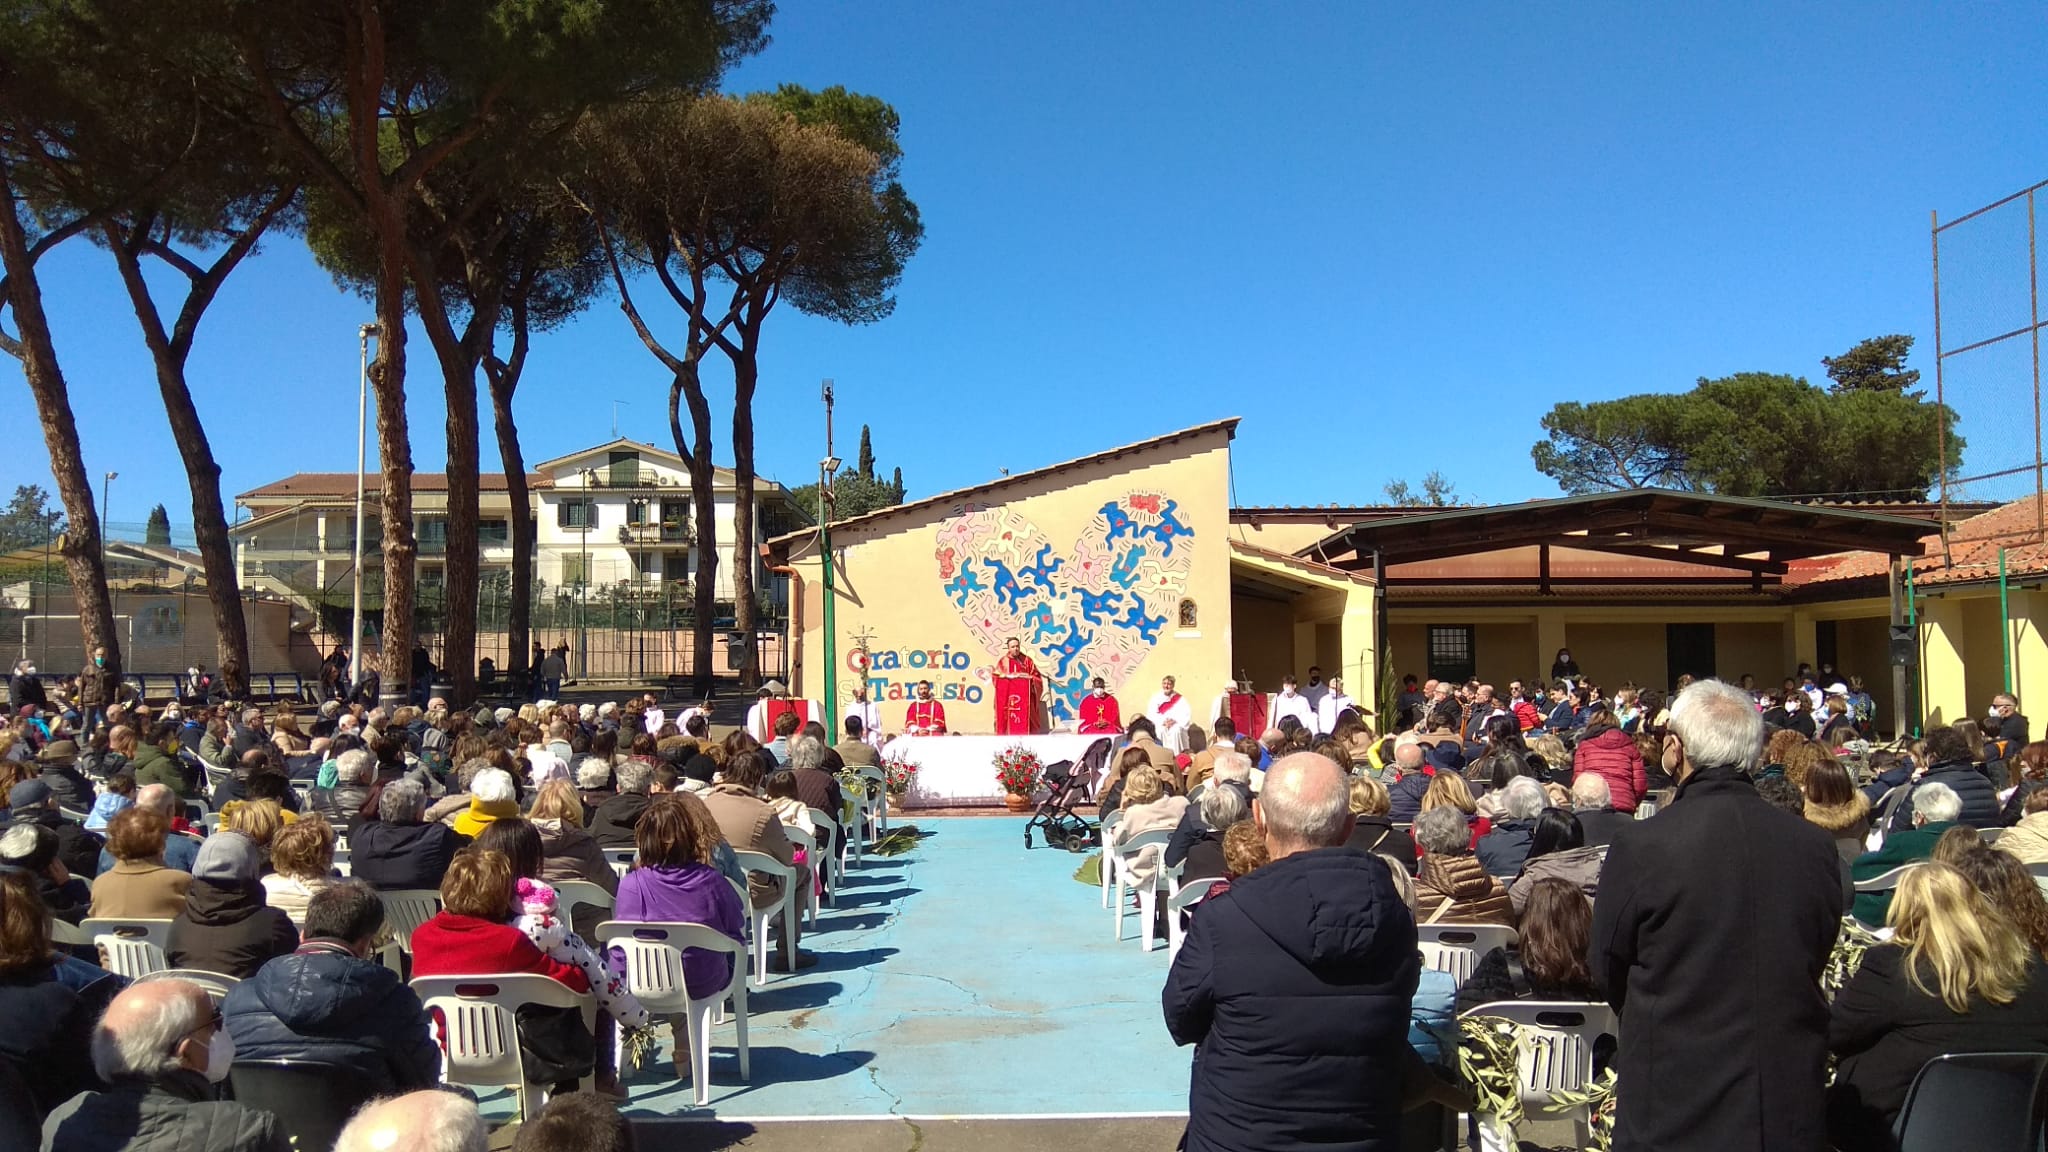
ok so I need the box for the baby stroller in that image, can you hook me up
[1024,736,1112,851]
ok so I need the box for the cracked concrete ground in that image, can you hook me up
[480,815,1192,1130]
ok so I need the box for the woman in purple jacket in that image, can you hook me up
[612,793,746,1003]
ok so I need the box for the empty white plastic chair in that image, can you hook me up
[410,973,596,1121]
[730,849,798,985]
[595,920,749,1106]
[1167,877,1225,960]
[81,918,173,978]
[1460,999,1620,1150]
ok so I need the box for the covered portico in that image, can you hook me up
[1307,490,1934,736]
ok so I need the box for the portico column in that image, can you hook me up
[1535,608,1567,683]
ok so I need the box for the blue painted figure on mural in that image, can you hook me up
[1049,669,1092,723]
[1143,499,1193,556]
[1021,602,1059,645]
[982,557,1033,611]
[945,564,986,606]
[1109,546,1146,589]
[1020,543,1064,592]
[1115,597,1166,644]
[1101,500,1140,545]
[1078,586,1124,625]
[1047,620,1095,679]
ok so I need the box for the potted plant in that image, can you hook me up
[994,744,1043,812]
[883,752,919,800]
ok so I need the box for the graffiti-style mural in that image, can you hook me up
[934,493,1195,724]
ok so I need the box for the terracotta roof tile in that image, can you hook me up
[1792,495,2048,588]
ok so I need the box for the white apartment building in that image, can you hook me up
[230,438,805,617]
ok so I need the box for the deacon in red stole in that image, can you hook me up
[1077,676,1123,734]
[1147,674,1193,754]
[994,637,1044,735]
[905,679,948,735]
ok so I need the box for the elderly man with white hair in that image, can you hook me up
[333,1089,485,1152]
[1850,780,1964,925]
[1165,750,1253,870]
[1474,775,1547,879]
[1591,678,1844,1152]
[1164,752,1419,1151]
[1570,772,1635,849]
[41,977,287,1151]
[1385,739,1430,823]
[353,778,464,892]
[314,747,376,826]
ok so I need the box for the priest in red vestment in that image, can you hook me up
[994,638,1044,735]
[1077,676,1122,734]
[905,680,948,735]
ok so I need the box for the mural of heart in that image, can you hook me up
[934,492,1195,725]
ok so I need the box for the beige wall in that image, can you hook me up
[1962,596,2007,719]
[1231,592,1298,689]
[785,430,1234,735]
[1714,622,1782,684]
[1565,621,1666,691]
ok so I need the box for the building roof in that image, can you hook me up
[764,418,1241,551]
[237,473,546,502]
[530,437,739,481]
[1228,540,1376,587]
[1309,489,1936,575]
[1792,494,2048,590]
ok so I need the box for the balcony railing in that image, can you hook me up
[577,468,678,490]
[617,522,691,544]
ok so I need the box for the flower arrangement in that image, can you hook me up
[883,752,919,798]
[994,744,1043,796]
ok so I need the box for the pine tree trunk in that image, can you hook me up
[438,345,480,708]
[729,343,759,690]
[670,368,718,699]
[103,240,250,696]
[489,368,533,685]
[0,175,122,678]
[370,231,416,707]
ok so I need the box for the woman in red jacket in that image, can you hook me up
[1571,706,1648,813]
[411,847,592,1088]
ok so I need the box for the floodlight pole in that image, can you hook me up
[820,379,839,738]
[350,323,374,693]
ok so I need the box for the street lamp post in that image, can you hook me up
[350,323,374,694]
[819,379,839,737]
[100,472,117,559]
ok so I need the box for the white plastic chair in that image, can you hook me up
[133,968,241,1003]
[330,848,351,877]
[595,921,749,1106]
[1107,828,1174,950]
[1855,863,1918,893]
[1098,809,1126,908]
[81,918,173,978]
[805,807,842,904]
[410,973,596,1121]
[605,849,637,880]
[380,889,443,952]
[731,849,798,985]
[1460,1000,1620,1150]
[48,918,88,947]
[555,880,615,930]
[1417,923,1519,987]
[1167,877,1225,960]
[1980,827,2005,846]
[2030,862,2048,900]
[202,812,224,834]
[854,766,887,843]
[782,826,822,930]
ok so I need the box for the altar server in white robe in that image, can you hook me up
[744,680,789,742]
[846,684,883,749]
[1146,675,1194,754]
[1315,675,1358,736]
[1270,674,1316,733]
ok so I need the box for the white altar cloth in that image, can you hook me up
[880,733,1113,808]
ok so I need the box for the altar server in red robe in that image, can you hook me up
[905,680,948,735]
[1078,677,1122,734]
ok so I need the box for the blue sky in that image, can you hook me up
[9,0,2048,534]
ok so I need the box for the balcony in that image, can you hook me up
[617,522,691,545]
[577,467,679,491]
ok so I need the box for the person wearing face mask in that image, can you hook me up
[221,880,440,1094]
[1269,675,1315,735]
[1549,648,1580,683]
[77,645,117,746]
[10,657,48,715]
[1783,692,1817,740]
[40,977,289,1152]
[1078,676,1123,735]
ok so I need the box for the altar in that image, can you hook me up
[881,733,1114,808]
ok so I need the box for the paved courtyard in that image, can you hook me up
[480,815,1191,1129]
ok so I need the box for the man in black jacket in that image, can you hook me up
[1164,752,1418,1152]
[1885,724,2003,832]
[8,777,103,879]
[222,881,440,1093]
[1592,679,1844,1152]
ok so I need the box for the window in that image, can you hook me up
[419,564,445,589]
[561,554,588,587]
[147,605,180,638]
[607,450,640,488]
[1426,625,1475,684]
[478,519,509,546]
[627,499,650,527]
[417,516,446,553]
[557,500,595,529]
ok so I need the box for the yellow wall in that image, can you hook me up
[1961,596,2006,719]
[1563,621,1666,690]
[1715,622,1782,684]
[1230,592,1298,689]
[785,430,1235,735]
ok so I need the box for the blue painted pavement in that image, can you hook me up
[482,816,1193,1121]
